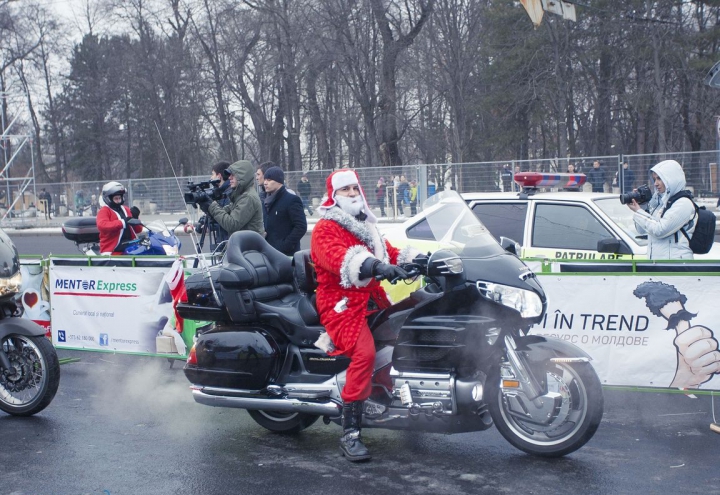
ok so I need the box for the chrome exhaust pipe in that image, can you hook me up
[191,388,342,416]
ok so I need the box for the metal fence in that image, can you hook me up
[5,150,719,227]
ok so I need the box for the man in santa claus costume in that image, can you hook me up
[311,169,424,462]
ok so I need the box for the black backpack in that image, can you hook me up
[661,190,716,254]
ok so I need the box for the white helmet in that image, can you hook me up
[102,181,126,206]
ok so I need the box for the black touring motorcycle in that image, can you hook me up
[181,190,603,456]
[0,228,60,416]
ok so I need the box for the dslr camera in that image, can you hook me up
[184,179,224,207]
[619,184,653,205]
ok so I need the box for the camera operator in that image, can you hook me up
[197,159,264,237]
[203,161,231,246]
[627,160,695,260]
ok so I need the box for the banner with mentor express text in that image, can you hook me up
[50,264,173,354]
[531,275,720,391]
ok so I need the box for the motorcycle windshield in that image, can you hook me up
[145,220,172,238]
[421,190,505,258]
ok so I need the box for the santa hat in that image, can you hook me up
[318,169,378,223]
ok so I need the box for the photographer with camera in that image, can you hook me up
[626,160,695,260]
[195,159,264,238]
[96,181,143,255]
[203,161,232,247]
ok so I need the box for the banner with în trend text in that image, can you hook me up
[531,275,720,391]
[49,264,174,354]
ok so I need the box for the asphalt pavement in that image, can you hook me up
[2,349,720,495]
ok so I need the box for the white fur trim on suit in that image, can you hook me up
[340,245,374,288]
[398,246,423,265]
[322,207,388,263]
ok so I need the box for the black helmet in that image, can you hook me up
[102,181,126,206]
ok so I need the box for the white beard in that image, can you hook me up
[335,195,364,216]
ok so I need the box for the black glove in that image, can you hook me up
[130,206,141,219]
[197,193,212,213]
[127,218,142,226]
[372,262,409,282]
[412,253,430,266]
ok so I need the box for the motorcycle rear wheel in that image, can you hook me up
[487,360,603,457]
[0,334,60,416]
[247,410,319,434]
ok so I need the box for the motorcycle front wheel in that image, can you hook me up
[247,410,319,434]
[487,360,603,457]
[0,334,60,416]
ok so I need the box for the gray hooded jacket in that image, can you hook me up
[633,159,695,260]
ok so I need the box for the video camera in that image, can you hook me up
[184,179,224,207]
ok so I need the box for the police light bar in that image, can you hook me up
[514,172,586,189]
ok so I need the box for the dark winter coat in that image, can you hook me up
[297,179,312,200]
[263,185,307,255]
[585,167,606,192]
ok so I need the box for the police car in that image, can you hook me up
[385,172,720,261]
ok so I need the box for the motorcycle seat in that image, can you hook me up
[293,250,317,295]
[217,231,295,323]
[255,294,324,346]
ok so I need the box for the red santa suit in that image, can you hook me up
[310,170,420,402]
[96,204,143,255]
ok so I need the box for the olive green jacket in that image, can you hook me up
[208,160,265,236]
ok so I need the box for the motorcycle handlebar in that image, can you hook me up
[373,264,423,285]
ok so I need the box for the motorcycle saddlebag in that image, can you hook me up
[177,269,229,321]
[184,326,280,389]
[61,217,100,243]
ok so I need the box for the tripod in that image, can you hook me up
[193,214,219,268]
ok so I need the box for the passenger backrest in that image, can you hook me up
[224,231,293,288]
[293,250,317,294]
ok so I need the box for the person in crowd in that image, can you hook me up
[375,177,387,217]
[255,161,273,203]
[310,169,424,462]
[396,175,409,218]
[198,160,264,237]
[408,179,418,216]
[75,190,85,216]
[586,160,606,193]
[615,161,636,193]
[627,159,695,260]
[38,188,52,220]
[565,163,581,192]
[96,181,143,255]
[262,166,307,255]
[501,164,513,192]
[513,165,521,191]
[90,194,98,216]
[256,161,295,207]
[296,173,314,216]
[200,161,232,248]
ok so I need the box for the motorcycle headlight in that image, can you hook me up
[162,245,179,256]
[0,271,22,297]
[476,280,543,318]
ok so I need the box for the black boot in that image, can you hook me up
[339,401,371,462]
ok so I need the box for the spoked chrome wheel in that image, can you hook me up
[247,409,319,434]
[487,360,603,457]
[0,334,60,416]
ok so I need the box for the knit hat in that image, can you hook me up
[264,166,285,184]
[318,169,377,223]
